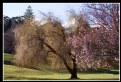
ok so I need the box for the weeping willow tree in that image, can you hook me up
[13,19,48,68]
[13,12,72,69]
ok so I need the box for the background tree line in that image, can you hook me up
[4,6,33,53]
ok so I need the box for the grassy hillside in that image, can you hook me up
[3,53,119,80]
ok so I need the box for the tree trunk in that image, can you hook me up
[63,58,78,79]
[70,53,78,79]
[70,70,78,79]
[42,41,78,79]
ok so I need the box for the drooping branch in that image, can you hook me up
[31,32,73,73]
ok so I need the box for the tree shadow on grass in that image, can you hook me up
[4,60,13,65]
[4,76,68,80]
[78,69,119,75]
[79,78,119,80]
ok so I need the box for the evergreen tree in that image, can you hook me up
[24,5,34,20]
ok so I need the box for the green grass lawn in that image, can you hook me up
[3,53,119,80]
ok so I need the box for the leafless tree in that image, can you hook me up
[85,3,119,32]
[66,9,90,34]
